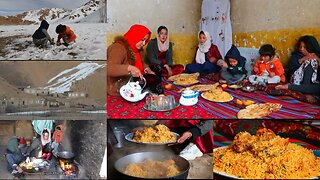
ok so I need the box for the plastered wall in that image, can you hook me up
[107,0,320,67]
[231,0,320,67]
[106,0,202,65]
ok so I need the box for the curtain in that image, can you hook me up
[200,0,232,57]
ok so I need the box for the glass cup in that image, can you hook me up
[166,95,176,109]
[146,94,158,110]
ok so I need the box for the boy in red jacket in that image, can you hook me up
[55,24,77,46]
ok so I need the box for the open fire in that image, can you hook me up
[59,159,77,176]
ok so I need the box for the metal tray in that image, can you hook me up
[143,102,180,112]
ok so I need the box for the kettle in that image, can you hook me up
[179,89,199,106]
[120,77,149,102]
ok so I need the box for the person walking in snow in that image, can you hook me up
[32,20,55,48]
[55,24,77,47]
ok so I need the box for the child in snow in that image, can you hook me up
[32,20,55,48]
[249,44,286,86]
[55,24,77,46]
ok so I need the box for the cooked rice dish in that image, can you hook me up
[214,128,320,179]
[133,124,176,143]
[123,159,181,178]
[202,87,233,102]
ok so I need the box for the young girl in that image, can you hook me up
[41,128,52,160]
[217,45,247,84]
[146,26,184,77]
[185,31,222,76]
[249,44,286,85]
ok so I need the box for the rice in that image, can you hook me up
[213,129,320,179]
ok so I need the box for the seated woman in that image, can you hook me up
[146,26,184,77]
[249,44,286,86]
[5,137,26,177]
[217,45,247,84]
[276,35,320,102]
[107,24,164,95]
[185,31,222,76]
[40,128,52,160]
[25,128,52,163]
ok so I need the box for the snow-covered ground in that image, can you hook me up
[0,23,107,60]
[45,61,105,93]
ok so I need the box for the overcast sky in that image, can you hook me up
[0,0,89,15]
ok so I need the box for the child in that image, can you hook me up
[55,24,77,46]
[249,44,286,86]
[217,45,247,84]
[185,31,222,76]
[51,125,63,156]
[32,20,55,48]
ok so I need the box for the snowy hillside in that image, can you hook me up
[22,8,71,23]
[6,0,103,24]
[45,62,105,93]
[64,0,101,23]
[0,23,107,60]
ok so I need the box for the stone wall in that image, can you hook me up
[67,120,107,179]
[231,0,320,67]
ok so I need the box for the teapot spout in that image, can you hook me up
[139,91,149,100]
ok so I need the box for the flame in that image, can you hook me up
[59,159,75,176]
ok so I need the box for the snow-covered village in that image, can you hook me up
[0,61,106,120]
[0,0,107,60]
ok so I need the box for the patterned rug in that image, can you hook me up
[107,78,320,119]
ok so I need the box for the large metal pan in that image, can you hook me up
[57,151,75,163]
[114,151,190,179]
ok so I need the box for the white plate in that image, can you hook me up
[201,92,234,103]
[125,132,180,145]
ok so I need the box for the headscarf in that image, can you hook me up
[156,28,169,52]
[124,24,151,73]
[32,120,53,135]
[196,31,212,64]
[41,128,51,146]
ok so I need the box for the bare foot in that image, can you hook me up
[306,95,317,104]
[275,84,289,90]
[219,79,227,84]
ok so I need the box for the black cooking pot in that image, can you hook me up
[57,151,75,163]
[114,151,190,179]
